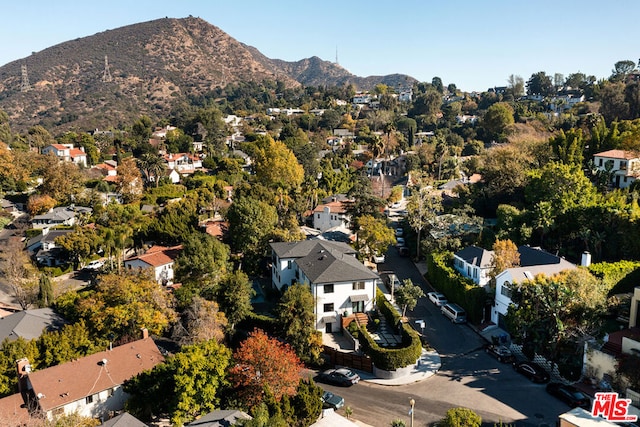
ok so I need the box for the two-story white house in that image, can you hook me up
[270,240,379,333]
[593,149,640,189]
[124,245,182,285]
[41,144,87,167]
[453,245,493,287]
[313,197,351,232]
[493,246,577,328]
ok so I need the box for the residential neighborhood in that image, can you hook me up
[1,14,640,427]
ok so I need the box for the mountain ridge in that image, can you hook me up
[0,16,416,133]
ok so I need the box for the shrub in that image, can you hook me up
[441,407,482,427]
[426,251,486,323]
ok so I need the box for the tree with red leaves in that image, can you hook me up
[229,328,303,408]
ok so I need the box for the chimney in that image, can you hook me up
[16,358,31,394]
[141,327,149,340]
[581,251,592,267]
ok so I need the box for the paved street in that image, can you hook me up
[326,218,571,427]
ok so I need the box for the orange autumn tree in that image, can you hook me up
[229,328,302,408]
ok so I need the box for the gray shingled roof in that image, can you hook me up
[270,240,356,259]
[0,308,66,343]
[100,412,147,427]
[186,409,252,426]
[295,243,378,284]
[454,245,493,268]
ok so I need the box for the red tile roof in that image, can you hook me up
[594,150,639,160]
[126,245,182,268]
[26,337,164,412]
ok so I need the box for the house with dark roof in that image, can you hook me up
[31,206,93,230]
[186,409,252,426]
[453,245,494,286]
[0,308,66,344]
[270,240,379,333]
[100,411,148,426]
[16,331,164,422]
[123,245,182,285]
[26,228,74,266]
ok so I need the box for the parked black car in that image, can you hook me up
[484,344,515,363]
[316,368,360,387]
[513,361,550,383]
[546,382,591,408]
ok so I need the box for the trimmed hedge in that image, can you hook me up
[588,260,640,296]
[354,288,422,371]
[426,251,487,324]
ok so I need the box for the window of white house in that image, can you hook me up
[323,303,334,312]
[324,284,334,293]
[621,161,628,170]
[500,281,512,298]
[352,281,365,290]
[473,269,478,278]
[287,260,292,269]
[317,214,320,219]
[86,394,94,404]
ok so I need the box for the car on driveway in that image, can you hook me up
[321,390,345,410]
[427,292,447,307]
[513,361,550,383]
[316,368,360,387]
[484,344,515,363]
[545,382,591,408]
[386,274,401,290]
[83,260,104,271]
[396,237,405,247]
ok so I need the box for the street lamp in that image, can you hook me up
[409,398,415,427]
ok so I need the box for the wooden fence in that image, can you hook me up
[323,346,373,373]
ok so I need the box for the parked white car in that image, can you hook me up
[427,292,447,307]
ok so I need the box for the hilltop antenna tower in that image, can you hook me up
[102,55,112,83]
[335,46,339,65]
[20,64,31,92]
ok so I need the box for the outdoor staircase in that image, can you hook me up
[354,312,369,328]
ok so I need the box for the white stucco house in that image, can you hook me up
[123,245,182,285]
[593,149,640,189]
[492,246,578,327]
[15,331,163,422]
[453,245,494,287]
[313,197,351,232]
[270,240,379,333]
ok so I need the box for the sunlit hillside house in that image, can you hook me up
[593,149,640,189]
[124,245,182,285]
[41,144,87,167]
[270,240,379,332]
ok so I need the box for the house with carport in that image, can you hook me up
[270,240,379,333]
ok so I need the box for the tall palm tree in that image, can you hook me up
[137,152,166,187]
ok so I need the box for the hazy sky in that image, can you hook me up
[3,0,638,92]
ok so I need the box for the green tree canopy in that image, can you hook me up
[395,279,425,316]
[356,215,396,261]
[174,232,230,286]
[277,283,322,364]
[440,407,482,427]
[124,339,231,425]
